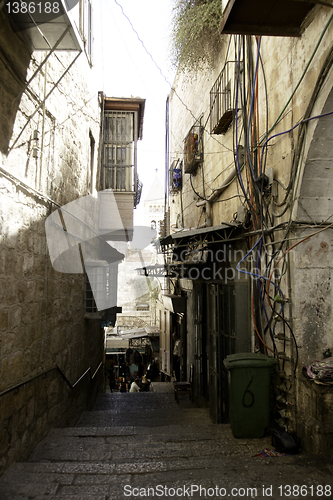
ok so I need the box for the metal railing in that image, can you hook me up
[0,362,103,399]
[210,61,237,135]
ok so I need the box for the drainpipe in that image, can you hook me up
[196,169,236,228]
[38,60,48,191]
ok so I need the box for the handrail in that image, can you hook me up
[0,362,103,399]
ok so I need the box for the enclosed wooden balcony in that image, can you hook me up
[100,96,145,241]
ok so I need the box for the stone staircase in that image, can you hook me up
[0,384,332,499]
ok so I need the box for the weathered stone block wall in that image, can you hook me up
[0,12,31,155]
[169,8,333,231]
[116,312,152,328]
[293,230,333,366]
[117,248,159,326]
[0,11,103,475]
[168,6,333,452]
[298,376,333,454]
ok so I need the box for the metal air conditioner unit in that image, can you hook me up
[169,159,182,193]
[184,122,203,174]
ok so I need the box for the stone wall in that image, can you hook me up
[0,10,103,474]
[116,312,152,328]
[167,6,333,451]
[117,247,160,326]
[169,8,333,230]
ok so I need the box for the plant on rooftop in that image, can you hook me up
[170,0,223,73]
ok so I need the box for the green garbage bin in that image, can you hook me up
[224,353,277,438]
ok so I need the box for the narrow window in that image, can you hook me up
[85,274,97,314]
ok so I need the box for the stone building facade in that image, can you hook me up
[116,176,165,329]
[160,2,333,452]
[0,4,104,474]
[143,175,165,235]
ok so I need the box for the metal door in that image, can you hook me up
[193,283,210,403]
[194,285,203,402]
[208,283,235,423]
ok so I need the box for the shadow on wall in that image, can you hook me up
[0,197,104,475]
[0,11,32,154]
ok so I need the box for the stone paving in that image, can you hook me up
[0,382,332,499]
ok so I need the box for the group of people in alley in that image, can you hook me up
[107,369,151,393]
[106,347,157,393]
[106,334,181,392]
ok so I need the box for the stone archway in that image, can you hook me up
[297,86,333,223]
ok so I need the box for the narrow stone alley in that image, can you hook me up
[0,383,332,500]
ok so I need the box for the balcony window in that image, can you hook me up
[102,111,134,191]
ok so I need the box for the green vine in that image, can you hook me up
[170,0,223,73]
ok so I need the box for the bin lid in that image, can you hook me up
[223,352,278,369]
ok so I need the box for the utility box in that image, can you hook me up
[224,353,277,438]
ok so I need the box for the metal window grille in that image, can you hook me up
[103,111,134,191]
[85,264,118,313]
[85,273,98,314]
[210,61,237,135]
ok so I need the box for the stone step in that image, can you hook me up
[76,411,212,428]
[26,430,265,463]
[1,453,331,500]
[76,392,212,428]
[0,390,332,500]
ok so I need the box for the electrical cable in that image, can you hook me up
[203,35,232,131]
[236,236,285,305]
[266,222,333,308]
[234,36,251,207]
[260,111,333,170]
[262,11,333,140]
[189,172,206,201]
[246,36,262,185]
[215,193,246,203]
[256,238,277,352]
[113,0,237,161]
[281,46,333,215]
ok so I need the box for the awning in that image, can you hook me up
[162,294,186,314]
[7,0,82,51]
[159,223,239,249]
[120,328,160,340]
[220,0,318,37]
[137,265,169,277]
[105,339,130,349]
[106,326,160,341]
[103,97,146,141]
[106,350,127,355]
